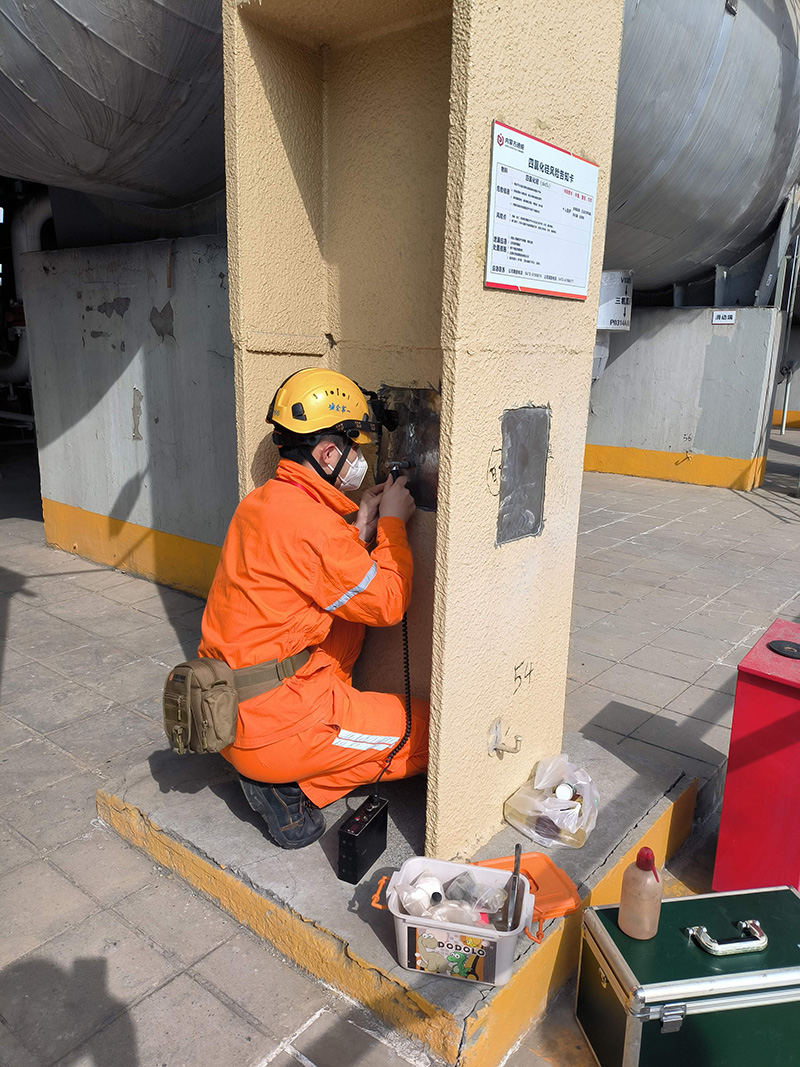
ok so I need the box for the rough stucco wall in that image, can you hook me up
[428,0,625,859]
[326,18,450,698]
[588,308,782,460]
[224,2,450,698]
[22,237,238,545]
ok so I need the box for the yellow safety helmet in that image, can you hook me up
[267,369,377,446]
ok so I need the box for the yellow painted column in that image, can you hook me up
[427,0,625,858]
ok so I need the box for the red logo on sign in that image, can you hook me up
[497,134,504,146]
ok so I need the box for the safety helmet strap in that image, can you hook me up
[301,437,353,487]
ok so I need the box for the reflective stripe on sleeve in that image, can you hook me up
[324,562,378,612]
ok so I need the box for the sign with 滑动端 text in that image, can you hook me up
[485,121,599,300]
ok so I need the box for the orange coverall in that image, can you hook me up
[198,459,429,806]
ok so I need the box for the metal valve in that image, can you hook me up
[488,719,523,757]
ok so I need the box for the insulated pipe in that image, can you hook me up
[2,194,52,385]
[780,236,800,435]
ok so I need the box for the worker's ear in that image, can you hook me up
[315,439,342,470]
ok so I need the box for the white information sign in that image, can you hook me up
[712,309,737,325]
[597,271,632,330]
[485,120,599,300]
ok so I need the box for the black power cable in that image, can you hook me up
[373,612,412,793]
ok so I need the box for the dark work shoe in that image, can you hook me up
[238,775,326,849]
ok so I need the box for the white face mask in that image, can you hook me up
[330,447,368,491]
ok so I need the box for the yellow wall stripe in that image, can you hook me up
[584,444,766,490]
[42,498,220,597]
[771,409,800,428]
[97,778,695,1067]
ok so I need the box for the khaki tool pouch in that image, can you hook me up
[162,649,312,755]
[163,658,238,755]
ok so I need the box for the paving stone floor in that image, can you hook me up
[1,431,798,1067]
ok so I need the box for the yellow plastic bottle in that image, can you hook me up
[618,846,662,940]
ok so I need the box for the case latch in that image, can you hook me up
[660,1004,686,1034]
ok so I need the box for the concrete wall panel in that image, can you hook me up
[22,236,237,547]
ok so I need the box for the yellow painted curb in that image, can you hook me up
[98,778,696,1067]
[42,498,220,597]
[96,788,462,1063]
[771,409,800,429]
[584,444,765,490]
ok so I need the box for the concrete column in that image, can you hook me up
[222,0,625,859]
[428,0,624,858]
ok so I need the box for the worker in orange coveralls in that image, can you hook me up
[198,369,428,849]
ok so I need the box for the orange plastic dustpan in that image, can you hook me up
[474,851,581,943]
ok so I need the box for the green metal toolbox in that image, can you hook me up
[576,888,800,1067]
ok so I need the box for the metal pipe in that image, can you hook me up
[779,236,800,435]
[781,366,794,435]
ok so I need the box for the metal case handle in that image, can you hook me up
[687,919,768,956]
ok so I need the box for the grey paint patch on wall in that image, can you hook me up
[132,388,144,440]
[22,236,237,546]
[149,301,175,341]
[98,297,130,319]
[496,406,550,546]
[588,307,782,462]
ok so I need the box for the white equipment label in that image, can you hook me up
[597,271,632,330]
[712,309,737,325]
[485,120,599,300]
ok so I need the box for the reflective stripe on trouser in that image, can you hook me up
[221,616,429,807]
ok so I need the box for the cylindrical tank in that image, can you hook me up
[605,0,800,289]
[0,0,224,206]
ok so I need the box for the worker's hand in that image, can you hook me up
[354,481,386,543]
[379,475,416,524]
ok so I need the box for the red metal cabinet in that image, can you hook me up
[713,619,800,892]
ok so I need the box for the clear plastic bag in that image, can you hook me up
[503,753,599,848]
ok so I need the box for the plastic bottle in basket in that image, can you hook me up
[618,846,662,940]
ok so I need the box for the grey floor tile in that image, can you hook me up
[569,605,609,630]
[0,818,39,873]
[79,656,171,705]
[2,770,103,850]
[192,932,332,1040]
[110,621,198,658]
[1,647,31,671]
[590,663,688,707]
[0,737,84,806]
[0,1020,46,1067]
[48,824,160,905]
[2,682,117,734]
[666,685,735,727]
[64,972,272,1067]
[71,567,135,592]
[622,645,709,684]
[6,616,98,660]
[629,708,731,765]
[569,624,647,662]
[566,649,615,685]
[112,874,238,965]
[694,663,738,695]
[48,707,163,768]
[292,1009,411,1067]
[674,612,755,643]
[564,684,658,735]
[134,588,205,620]
[0,712,35,751]
[43,641,139,686]
[0,661,73,707]
[616,737,719,783]
[100,578,162,606]
[0,910,178,1065]
[0,860,97,967]
[648,628,733,662]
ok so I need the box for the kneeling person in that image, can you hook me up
[198,370,429,849]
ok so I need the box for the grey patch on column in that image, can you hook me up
[149,301,174,341]
[132,388,144,441]
[496,406,550,546]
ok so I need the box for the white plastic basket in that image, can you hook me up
[381,856,534,986]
